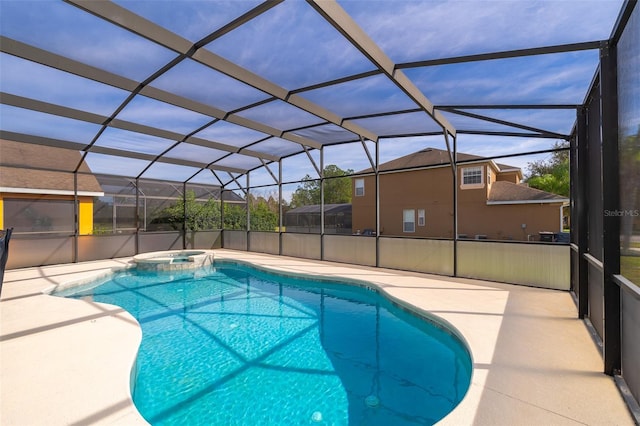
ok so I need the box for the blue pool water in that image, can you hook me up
[59,261,472,425]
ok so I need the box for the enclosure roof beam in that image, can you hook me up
[259,158,279,185]
[0,36,322,153]
[359,136,377,172]
[307,0,456,138]
[398,40,603,69]
[226,172,248,196]
[0,131,246,175]
[67,0,378,145]
[435,104,581,110]
[441,108,571,140]
[303,145,322,178]
[286,42,604,97]
[1,92,281,164]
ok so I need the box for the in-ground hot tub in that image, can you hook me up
[133,250,213,271]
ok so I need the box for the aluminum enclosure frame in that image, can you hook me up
[1,0,639,417]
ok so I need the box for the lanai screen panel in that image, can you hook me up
[235,100,327,131]
[299,73,420,118]
[0,53,131,116]
[0,105,102,145]
[450,109,578,137]
[617,4,640,287]
[194,121,270,149]
[249,138,303,159]
[351,111,443,137]
[149,59,271,112]
[83,153,151,177]
[205,0,376,89]
[94,128,178,157]
[403,51,601,106]
[339,0,623,62]
[0,0,177,81]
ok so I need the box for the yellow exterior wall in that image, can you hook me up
[0,195,4,230]
[78,196,94,235]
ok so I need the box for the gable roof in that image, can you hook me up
[495,163,521,172]
[488,181,568,204]
[0,140,103,195]
[359,147,520,174]
[379,148,478,171]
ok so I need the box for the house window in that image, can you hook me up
[355,178,365,197]
[462,166,483,186]
[403,209,415,233]
[418,209,425,226]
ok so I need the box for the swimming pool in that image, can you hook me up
[57,261,472,425]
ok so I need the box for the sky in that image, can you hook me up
[0,0,628,192]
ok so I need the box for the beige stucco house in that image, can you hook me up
[352,148,568,241]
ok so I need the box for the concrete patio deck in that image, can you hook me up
[0,249,634,425]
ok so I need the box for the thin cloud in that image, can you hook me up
[113,0,263,43]
[84,153,150,177]
[96,128,176,156]
[117,95,213,135]
[404,50,599,106]
[0,54,129,115]
[206,1,374,89]
[341,0,623,63]
[1,0,175,82]
[0,104,100,143]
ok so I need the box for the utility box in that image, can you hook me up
[539,232,555,242]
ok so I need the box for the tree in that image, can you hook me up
[154,189,283,232]
[525,141,570,197]
[620,126,640,253]
[249,193,279,231]
[290,165,354,208]
[154,190,221,231]
[223,202,247,230]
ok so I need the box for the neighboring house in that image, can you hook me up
[0,140,103,234]
[352,147,568,241]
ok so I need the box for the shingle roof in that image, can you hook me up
[360,147,519,173]
[381,148,474,171]
[0,140,103,194]
[495,163,522,172]
[488,181,567,203]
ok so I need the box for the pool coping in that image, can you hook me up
[1,249,635,425]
